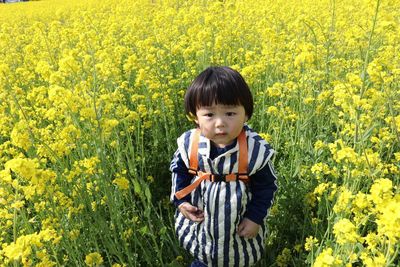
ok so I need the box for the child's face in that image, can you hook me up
[195,103,248,148]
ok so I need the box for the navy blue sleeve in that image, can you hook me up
[170,150,193,207]
[244,161,278,225]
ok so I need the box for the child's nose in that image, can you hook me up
[215,117,225,127]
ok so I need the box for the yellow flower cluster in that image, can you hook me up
[309,178,399,265]
[313,248,343,267]
[1,229,60,266]
[85,252,103,267]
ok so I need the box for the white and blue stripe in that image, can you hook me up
[171,125,275,267]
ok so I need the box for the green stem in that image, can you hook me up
[360,0,381,98]
[355,0,381,146]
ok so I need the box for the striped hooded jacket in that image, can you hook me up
[170,125,277,267]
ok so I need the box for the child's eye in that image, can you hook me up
[226,112,236,116]
[204,113,214,117]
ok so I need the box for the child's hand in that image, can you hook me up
[178,202,204,222]
[237,218,260,238]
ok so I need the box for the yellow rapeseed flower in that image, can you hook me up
[112,177,130,190]
[313,248,342,267]
[333,188,353,214]
[85,252,103,266]
[333,218,359,244]
[369,178,393,205]
[4,157,37,179]
[304,236,319,251]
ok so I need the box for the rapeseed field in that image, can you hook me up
[0,0,399,266]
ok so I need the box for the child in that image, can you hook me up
[170,66,278,267]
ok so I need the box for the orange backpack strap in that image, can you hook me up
[175,129,201,200]
[175,171,210,200]
[175,129,249,200]
[188,129,201,175]
[237,129,249,181]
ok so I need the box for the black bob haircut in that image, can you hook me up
[184,66,254,119]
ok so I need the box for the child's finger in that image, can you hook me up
[180,204,204,222]
[237,223,244,235]
[188,210,204,222]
